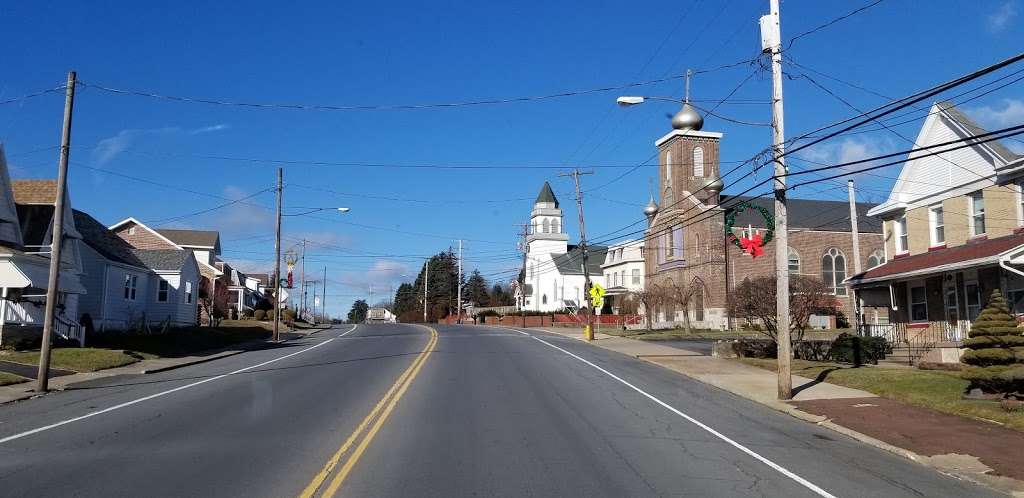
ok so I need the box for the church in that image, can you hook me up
[642,102,886,329]
[521,182,606,312]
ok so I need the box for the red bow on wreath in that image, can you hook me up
[739,233,764,258]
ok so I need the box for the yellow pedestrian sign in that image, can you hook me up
[589,283,605,309]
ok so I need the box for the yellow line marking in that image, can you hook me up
[299,325,438,498]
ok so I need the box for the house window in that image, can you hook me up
[929,205,944,246]
[910,285,928,322]
[894,216,908,253]
[787,247,800,273]
[632,268,641,285]
[185,281,193,304]
[1018,179,1024,225]
[969,192,986,236]
[128,226,136,235]
[692,146,704,177]
[821,248,847,295]
[157,280,169,302]
[965,283,981,321]
[124,274,137,301]
[1008,274,1024,314]
[866,249,885,269]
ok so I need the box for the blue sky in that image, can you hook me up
[1,0,1022,317]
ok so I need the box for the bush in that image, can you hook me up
[1,334,79,351]
[282,308,296,322]
[961,290,1024,393]
[917,361,964,371]
[266,309,275,321]
[253,309,267,321]
[476,310,500,318]
[962,348,1015,367]
[828,333,888,365]
[962,365,1024,394]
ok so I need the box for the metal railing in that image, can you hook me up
[860,320,968,365]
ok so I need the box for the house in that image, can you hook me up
[848,102,1024,361]
[109,219,224,323]
[522,182,607,312]
[641,104,885,330]
[74,210,199,330]
[216,260,262,318]
[601,239,645,314]
[0,171,87,346]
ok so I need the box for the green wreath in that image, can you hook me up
[724,202,775,249]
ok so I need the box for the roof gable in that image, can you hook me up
[109,217,182,249]
[0,146,23,247]
[73,210,147,268]
[156,229,221,252]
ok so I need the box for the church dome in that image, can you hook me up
[671,103,704,131]
[643,195,659,217]
[702,175,724,194]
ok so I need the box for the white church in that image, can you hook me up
[522,182,607,312]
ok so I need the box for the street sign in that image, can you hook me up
[589,283,605,309]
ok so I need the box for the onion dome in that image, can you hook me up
[671,103,704,131]
[703,176,724,195]
[643,195,659,218]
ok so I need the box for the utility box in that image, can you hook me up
[759,13,780,53]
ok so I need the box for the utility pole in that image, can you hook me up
[456,239,463,324]
[848,179,863,335]
[422,259,429,323]
[272,167,283,342]
[36,71,76,392]
[300,239,307,319]
[515,223,530,327]
[763,0,791,399]
[559,168,595,341]
[323,266,328,323]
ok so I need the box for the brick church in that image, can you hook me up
[642,102,885,329]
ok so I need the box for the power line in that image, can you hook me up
[784,0,886,51]
[0,85,67,106]
[150,187,275,225]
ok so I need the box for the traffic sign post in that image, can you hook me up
[586,284,605,340]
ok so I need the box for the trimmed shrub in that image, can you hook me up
[476,310,500,318]
[253,309,267,321]
[282,308,297,322]
[962,290,1024,393]
[827,333,887,365]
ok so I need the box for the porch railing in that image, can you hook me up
[54,315,85,347]
[860,320,968,365]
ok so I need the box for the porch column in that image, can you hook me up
[0,287,7,347]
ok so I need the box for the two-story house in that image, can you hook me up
[601,239,645,314]
[849,102,1024,361]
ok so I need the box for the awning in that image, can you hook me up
[0,259,86,294]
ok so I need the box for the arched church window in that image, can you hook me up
[693,281,705,322]
[821,247,847,296]
[867,249,885,269]
[693,146,704,177]
[665,151,673,183]
[542,294,548,305]
[552,218,560,234]
[542,219,550,233]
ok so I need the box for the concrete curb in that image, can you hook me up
[527,326,1023,495]
[141,350,246,374]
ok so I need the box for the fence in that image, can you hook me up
[859,320,968,365]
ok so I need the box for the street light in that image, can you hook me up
[283,206,351,217]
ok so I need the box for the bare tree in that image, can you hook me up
[728,276,838,344]
[666,282,702,333]
[631,285,666,331]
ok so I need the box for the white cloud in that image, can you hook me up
[989,1,1018,32]
[91,124,230,165]
[965,98,1024,129]
[797,136,894,170]
[336,259,410,294]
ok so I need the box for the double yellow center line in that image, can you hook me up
[299,326,438,498]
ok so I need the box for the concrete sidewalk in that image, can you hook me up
[533,327,873,413]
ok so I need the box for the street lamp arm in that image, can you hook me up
[282,207,351,217]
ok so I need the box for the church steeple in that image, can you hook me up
[527,181,568,254]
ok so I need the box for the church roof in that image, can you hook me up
[721,196,882,233]
[551,245,607,275]
[535,182,559,207]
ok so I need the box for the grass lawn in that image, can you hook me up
[1,348,141,373]
[0,371,27,386]
[740,358,1024,432]
[88,325,270,358]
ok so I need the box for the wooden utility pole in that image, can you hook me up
[559,169,595,341]
[848,179,863,334]
[272,168,283,342]
[422,259,429,323]
[515,223,530,327]
[36,71,76,393]
[323,266,328,323]
[456,239,463,324]
[300,239,307,319]
[764,0,792,399]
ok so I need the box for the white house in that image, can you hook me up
[601,239,645,313]
[0,167,87,346]
[74,210,200,330]
[522,182,607,312]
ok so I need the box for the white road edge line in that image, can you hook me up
[0,324,360,445]
[502,327,836,498]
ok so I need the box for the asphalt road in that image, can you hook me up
[0,323,1001,497]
